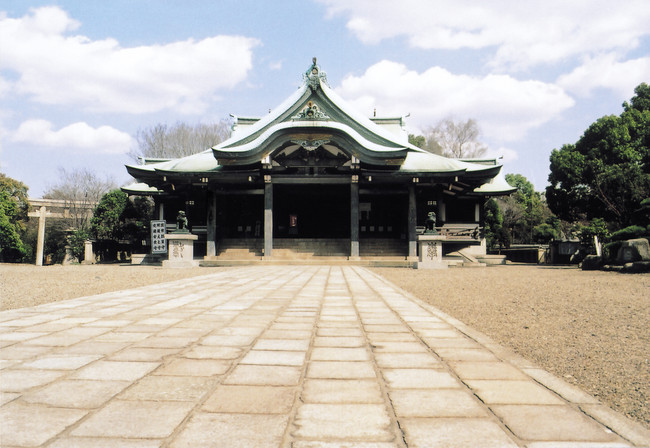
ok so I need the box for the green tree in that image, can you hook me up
[547,83,650,228]
[483,198,510,249]
[497,173,556,244]
[91,190,129,241]
[0,173,30,262]
[90,190,153,260]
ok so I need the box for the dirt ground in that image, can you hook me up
[1,262,648,427]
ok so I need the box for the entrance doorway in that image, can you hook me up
[273,184,350,238]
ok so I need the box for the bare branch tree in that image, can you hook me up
[43,168,116,230]
[428,117,487,158]
[129,120,232,161]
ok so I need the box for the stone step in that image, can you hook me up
[199,258,417,268]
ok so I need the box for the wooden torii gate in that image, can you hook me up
[27,198,97,266]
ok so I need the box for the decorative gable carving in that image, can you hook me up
[292,102,330,121]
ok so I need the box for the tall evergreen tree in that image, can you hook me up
[547,83,650,228]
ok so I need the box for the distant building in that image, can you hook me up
[123,59,514,263]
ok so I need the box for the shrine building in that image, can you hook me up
[123,59,514,266]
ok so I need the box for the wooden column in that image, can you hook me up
[36,206,46,266]
[350,180,360,258]
[408,185,417,259]
[264,180,273,258]
[206,190,217,257]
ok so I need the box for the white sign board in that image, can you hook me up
[151,220,167,254]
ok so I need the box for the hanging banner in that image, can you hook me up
[151,220,167,254]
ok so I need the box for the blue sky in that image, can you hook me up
[1,0,649,197]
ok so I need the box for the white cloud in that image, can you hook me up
[318,0,650,70]
[557,54,650,97]
[11,119,133,154]
[0,7,260,114]
[336,60,574,142]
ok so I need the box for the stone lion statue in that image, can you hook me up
[176,210,189,233]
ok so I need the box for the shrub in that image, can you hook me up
[609,225,648,242]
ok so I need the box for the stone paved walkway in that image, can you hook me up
[1,266,648,447]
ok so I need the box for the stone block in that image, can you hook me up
[0,369,66,392]
[450,361,528,380]
[153,358,230,376]
[169,413,289,448]
[240,349,306,366]
[374,352,442,369]
[71,360,159,381]
[491,404,625,442]
[465,380,565,405]
[48,437,161,448]
[400,418,518,448]
[72,400,194,438]
[616,238,650,264]
[301,379,383,404]
[224,364,302,385]
[21,354,101,370]
[23,379,129,408]
[183,345,243,359]
[310,347,369,361]
[390,389,488,418]
[203,385,295,413]
[0,401,87,446]
[307,361,376,379]
[253,338,310,351]
[382,369,460,389]
[119,375,213,401]
[292,403,394,441]
[581,255,603,270]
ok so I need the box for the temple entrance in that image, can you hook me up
[219,193,263,238]
[273,184,350,238]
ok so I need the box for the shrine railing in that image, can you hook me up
[416,224,483,241]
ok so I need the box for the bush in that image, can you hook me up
[68,228,90,262]
[532,223,559,244]
[609,225,648,242]
[603,241,623,263]
[44,221,70,264]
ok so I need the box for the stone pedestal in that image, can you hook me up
[417,235,447,269]
[163,233,199,268]
[82,240,95,265]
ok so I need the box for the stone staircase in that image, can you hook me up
[200,238,414,267]
[360,238,408,258]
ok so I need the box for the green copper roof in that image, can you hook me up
[124,58,515,195]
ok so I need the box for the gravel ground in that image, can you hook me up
[375,265,650,428]
[1,262,648,427]
[0,263,222,310]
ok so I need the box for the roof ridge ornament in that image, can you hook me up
[303,57,329,90]
[292,101,330,120]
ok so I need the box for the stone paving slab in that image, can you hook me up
[1,266,648,447]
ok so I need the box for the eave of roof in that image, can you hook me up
[121,182,164,195]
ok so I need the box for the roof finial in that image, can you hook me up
[304,57,328,90]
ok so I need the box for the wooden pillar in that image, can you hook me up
[206,190,217,257]
[264,180,273,258]
[408,185,417,258]
[157,201,165,220]
[350,180,359,258]
[35,206,46,266]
